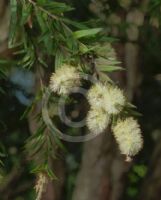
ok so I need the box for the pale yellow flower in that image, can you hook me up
[86,108,110,134]
[50,64,80,95]
[113,117,143,158]
[104,86,126,114]
[87,83,126,115]
[87,83,107,108]
[35,173,48,200]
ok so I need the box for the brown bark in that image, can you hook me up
[125,43,141,101]
[72,132,113,200]
[72,132,131,200]
[139,135,161,200]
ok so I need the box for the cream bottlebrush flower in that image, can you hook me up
[104,86,126,115]
[87,83,108,108]
[49,64,80,95]
[87,83,125,115]
[86,108,110,134]
[113,117,143,159]
[35,173,48,200]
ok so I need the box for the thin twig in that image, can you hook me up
[27,0,75,37]
[28,0,58,20]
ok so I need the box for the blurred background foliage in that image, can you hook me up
[0,0,161,200]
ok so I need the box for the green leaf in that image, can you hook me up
[130,110,143,117]
[21,1,32,25]
[95,57,123,72]
[31,164,45,174]
[98,65,124,72]
[8,0,18,48]
[37,1,74,14]
[38,57,48,68]
[133,165,147,177]
[79,43,89,54]
[45,165,58,180]
[55,49,64,70]
[62,18,88,29]
[126,102,137,109]
[73,28,102,39]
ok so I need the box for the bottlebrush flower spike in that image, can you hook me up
[87,83,126,115]
[112,117,143,160]
[35,173,48,200]
[87,83,108,109]
[50,64,81,95]
[86,108,110,134]
[104,86,126,115]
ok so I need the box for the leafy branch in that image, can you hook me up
[7,0,139,186]
[27,0,59,20]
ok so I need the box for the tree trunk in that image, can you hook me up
[139,135,161,200]
[72,132,131,200]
